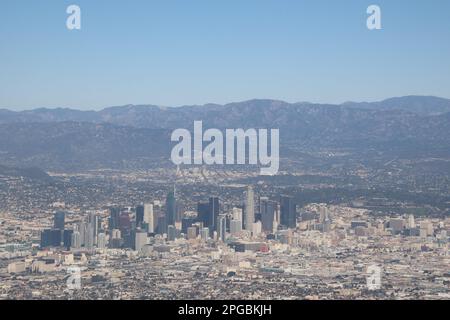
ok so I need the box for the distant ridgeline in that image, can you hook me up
[0,96,449,171]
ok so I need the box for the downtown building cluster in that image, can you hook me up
[1,183,448,300]
[38,186,300,253]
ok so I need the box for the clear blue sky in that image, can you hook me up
[1,0,450,110]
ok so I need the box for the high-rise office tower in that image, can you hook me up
[167,225,179,241]
[157,215,168,235]
[209,197,220,230]
[217,215,226,242]
[109,207,121,231]
[40,229,62,248]
[119,212,132,234]
[135,230,148,252]
[77,222,86,247]
[144,203,157,233]
[166,188,177,226]
[408,214,415,229]
[71,231,81,249]
[136,205,144,226]
[280,196,297,229]
[197,202,210,227]
[230,220,242,235]
[85,225,95,249]
[54,211,65,230]
[40,230,51,248]
[260,198,275,233]
[63,229,73,249]
[319,206,329,223]
[181,217,196,234]
[245,186,255,231]
[110,229,123,249]
[97,233,106,249]
[88,212,99,246]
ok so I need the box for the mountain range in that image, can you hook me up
[0,96,449,171]
[1,96,450,126]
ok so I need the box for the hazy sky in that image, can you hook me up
[1,0,450,110]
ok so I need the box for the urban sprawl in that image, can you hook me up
[1,176,448,300]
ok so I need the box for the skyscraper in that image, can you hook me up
[71,231,81,249]
[230,220,242,235]
[167,225,178,241]
[40,229,62,248]
[280,196,297,229]
[109,207,121,231]
[136,205,144,226]
[407,214,415,229]
[209,197,220,230]
[260,198,275,233]
[119,212,132,233]
[77,222,86,247]
[197,202,210,227]
[97,233,106,249]
[88,212,99,246]
[217,215,226,242]
[319,206,329,223]
[135,230,148,252]
[54,211,65,230]
[116,211,132,247]
[144,203,157,233]
[63,229,73,249]
[85,225,95,249]
[166,188,177,226]
[157,215,168,235]
[182,217,196,234]
[245,186,255,231]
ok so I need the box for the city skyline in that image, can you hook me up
[3,177,448,300]
[0,0,449,304]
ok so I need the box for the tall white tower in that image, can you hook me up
[245,186,255,231]
[407,214,415,229]
[144,203,156,232]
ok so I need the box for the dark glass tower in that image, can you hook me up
[197,202,210,227]
[63,229,73,249]
[40,229,62,248]
[209,197,220,230]
[157,215,168,235]
[260,198,275,233]
[53,211,65,230]
[280,196,297,229]
[166,189,177,226]
[109,207,121,230]
[136,205,144,226]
